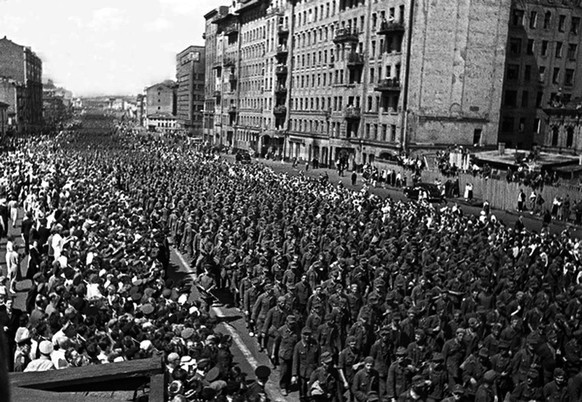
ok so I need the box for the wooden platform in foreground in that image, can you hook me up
[9,355,166,402]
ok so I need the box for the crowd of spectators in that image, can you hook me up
[0,120,259,401]
[3,116,582,402]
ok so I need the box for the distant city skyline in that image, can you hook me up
[0,0,218,97]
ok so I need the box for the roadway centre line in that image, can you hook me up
[212,307,285,402]
[173,248,286,401]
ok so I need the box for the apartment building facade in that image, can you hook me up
[0,36,43,133]
[145,81,177,133]
[499,0,582,150]
[204,0,510,165]
[176,45,206,138]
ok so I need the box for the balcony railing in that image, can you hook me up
[374,78,401,92]
[275,65,288,75]
[377,20,405,35]
[276,45,289,56]
[223,57,236,67]
[214,90,221,97]
[347,52,364,66]
[333,28,359,43]
[278,24,290,35]
[228,73,237,83]
[228,105,237,113]
[344,106,361,119]
[274,105,287,115]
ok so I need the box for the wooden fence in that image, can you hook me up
[373,159,582,212]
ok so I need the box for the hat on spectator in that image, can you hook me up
[301,327,312,335]
[206,367,221,382]
[39,340,53,355]
[181,328,194,340]
[395,346,407,356]
[367,391,380,402]
[478,347,489,358]
[255,365,271,379]
[167,352,180,363]
[180,355,196,368]
[432,353,444,362]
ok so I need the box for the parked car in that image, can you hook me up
[235,150,252,164]
[403,182,445,203]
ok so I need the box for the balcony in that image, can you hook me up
[228,73,237,83]
[212,61,222,69]
[278,24,290,36]
[274,105,287,115]
[377,20,405,35]
[347,52,364,66]
[228,105,237,114]
[276,45,289,58]
[267,6,284,16]
[214,90,221,98]
[374,78,401,92]
[344,106,361,119]
[333,28,359,44]
[275,86,288,95]
[275,65,288,75]
[224,23,239,36]
[223,57,236,67]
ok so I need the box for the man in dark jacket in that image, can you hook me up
[292,326,320,402]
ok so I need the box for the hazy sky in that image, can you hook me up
[0,0,222,96]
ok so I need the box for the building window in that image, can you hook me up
[568,43,577,60]
[544,12,551,29]
[502,117,514,132]
[572,17,580,34]
[521,90,529,107]
[559,15,566,32]
[567,126,574,147]
[509,38,521,55]
[526,39,534,55]
[536,92,544,107]
[552,126,559,146]
[504,90,517,107]
[541,40,548,56]
[524,65,532,81]
[473,129,482,145]
[539,66,546,82]
[529,11,537,29]
[512,9,524,26]
[555,42,563,58]
[553,68,560,84]
[390,124,396,142]
[507,64,519,80]
[519,118,525,132]
[565,69,575,86]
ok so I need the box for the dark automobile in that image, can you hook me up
[235,150,252,164]
[403,182,445,203]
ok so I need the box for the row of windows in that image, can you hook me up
[506,63,575,87]
[287,118,398,142]
[217,91,399,117]
[509,37,578,60]
[292,64,399,87]
[295,1,337,26]
[512,9,580,34]
[240,43,266,60]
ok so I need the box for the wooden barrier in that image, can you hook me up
[10,355,166,402]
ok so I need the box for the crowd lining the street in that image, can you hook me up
[2,117,582,402]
